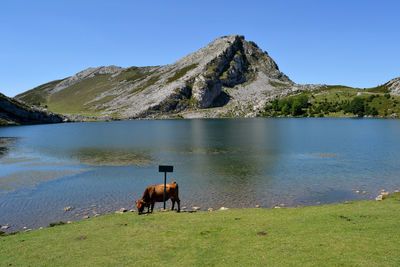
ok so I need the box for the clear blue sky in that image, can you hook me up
[1,0,399,97]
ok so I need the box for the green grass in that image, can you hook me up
[367,83,390,93]
[167,64,198,84]
[130,74,161,94]
[1,194,400,266]
[269,80,288,87]
[15,79,65,105]
[116,66,152,83]
[46,74,116,116]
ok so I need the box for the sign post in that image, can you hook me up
[158,165,173,210]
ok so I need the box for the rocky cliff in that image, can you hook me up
[0,93,64,126]
[386,77,400,95]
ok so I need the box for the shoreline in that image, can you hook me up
[2,114,400,127]
[1,189,396,234]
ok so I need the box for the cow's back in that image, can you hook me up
[146,181,178,202]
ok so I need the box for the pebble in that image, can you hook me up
[39,227,43,230]
[394,190,399,193]
[255,204,261,208]
[67,221,72,224]
[362,191,367,194]
[274,206,281,208]
[280,203,286,207]
[64,206,73,211]
[355,190,360,194]
[208,208,214,212]
[219,207,229,211]
[376,195,383,201]
[381,191,389,196]
[119,208,127,213]
[83,215,90,219]
[129,209,136,213]
[1,225,9,230]
[181,206,187,210]
[23,226,27,229]
[192,206,201,211]
[381,189,386,192]
[94,214,100,217]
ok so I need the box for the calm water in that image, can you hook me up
[1,118,400,230]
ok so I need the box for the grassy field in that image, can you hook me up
[1,193,400,266]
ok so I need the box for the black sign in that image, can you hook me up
[159,165,173,172]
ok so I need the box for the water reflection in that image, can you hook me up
[0,169,85,193]
[71,147,155,166]
[0,137,19,159]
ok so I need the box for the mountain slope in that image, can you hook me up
[16,35,312,119]
[0,93,64,126]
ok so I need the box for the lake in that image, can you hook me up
[1,118,400,231]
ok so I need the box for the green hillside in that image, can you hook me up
[263,85,400,118]
[16,67,157,117]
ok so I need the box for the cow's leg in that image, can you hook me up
[151,202,155,213]
[176,198,180,212]
[171,199,175,211]
[147,204,150,213]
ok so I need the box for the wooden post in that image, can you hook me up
[163,171,167,210]
[158,165,173,210]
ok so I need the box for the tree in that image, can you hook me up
[291,100,303,116]
[350,97,365,117]
[371,107,378,116]
[271,99,280,111]
[282,104,290,115]
[296,95,309,108]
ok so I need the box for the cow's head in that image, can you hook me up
[136,200,145,214]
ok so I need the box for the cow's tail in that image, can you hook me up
[175,181,179,197]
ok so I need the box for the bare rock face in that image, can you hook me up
[192,74,221,108]
[387,77,400,96]
[191,35,289,109]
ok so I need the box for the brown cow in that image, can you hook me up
[136,180,180,214]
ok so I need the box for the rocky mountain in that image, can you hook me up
[15,35,318,119]
[0,93,64,126]
[15,35,399,119]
